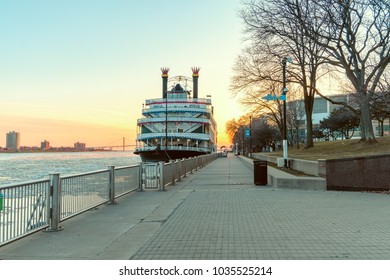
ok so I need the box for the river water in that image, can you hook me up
[0,151,141,186]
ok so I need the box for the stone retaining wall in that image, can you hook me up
[322,155,390,191]
[253,153,390,191]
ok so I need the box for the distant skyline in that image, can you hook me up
[0,1,244,148]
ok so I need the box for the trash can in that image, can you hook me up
[0,193,3,211]
[253,160,267,185]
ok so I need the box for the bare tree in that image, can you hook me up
[234,0,329,148]
[231,46,285,131]
[301,0,390,143]
[225,115,252,143]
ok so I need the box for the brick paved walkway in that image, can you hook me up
[131,155,390,260]
[1,154,390,260]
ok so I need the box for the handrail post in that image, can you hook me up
[177,160,182,182]
[183,158,187,177]
[46,173,63,232]
[159,161,165,191]
[171,160,175,186]
[108,166,116,204]
[138,162,144,191]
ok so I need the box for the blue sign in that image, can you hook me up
[262,93,287,101]
[262,94,278,101]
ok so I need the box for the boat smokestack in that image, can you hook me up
[192,67,200,99]
[161,67,170,98]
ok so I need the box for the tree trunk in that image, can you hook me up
[359,93,377,143]
[305,113,314,148]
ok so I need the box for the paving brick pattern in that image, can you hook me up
[132,156,390,260]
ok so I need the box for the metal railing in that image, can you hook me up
[60,170,109,221]
[0,164,140,246]
[0,179,50,245]
[158,153,219,190]
[114,165,141,197]
[0,154,216,246]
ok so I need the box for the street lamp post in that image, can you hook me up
[282,57,292,168]
[249,116,252,158]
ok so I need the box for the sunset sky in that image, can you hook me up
[0,0,244,148]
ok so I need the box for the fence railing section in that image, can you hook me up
[60,170,109,221]
[0,153,217,246]
[141,153,218,190]
[114,165,140,196]
[0,179,50,245]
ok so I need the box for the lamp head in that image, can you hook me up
[282,57,292,64]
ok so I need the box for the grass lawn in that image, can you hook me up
[265,136,390,161]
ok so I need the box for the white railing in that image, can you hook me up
[143,107,210,115]
[137,116,211,125]
[136,132,210,141]
[145,98,212,105]
[135,144,212,154]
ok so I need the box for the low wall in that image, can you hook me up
[252,154,319,176]
[253,153,390,191]
[252,154,278,164]
[323,155,390,191]
[243,155,326,190]
[288,158,319,176]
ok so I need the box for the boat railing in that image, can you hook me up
[135,145,212,153]
[137,116,211,125]
[136,132,211,142]
[142,107,211,115]
[145,98,211,105]
[0,154,217,246]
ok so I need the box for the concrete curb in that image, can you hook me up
[238,155,326,191]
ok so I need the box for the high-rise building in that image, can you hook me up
[74,142,86,151]
[41,140,50,150]
[6,131,20,151]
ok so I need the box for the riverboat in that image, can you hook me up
[134,67,217,162]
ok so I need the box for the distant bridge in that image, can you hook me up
[89,137,231,152]
[88,137,136,151]
[89,144,136,151]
